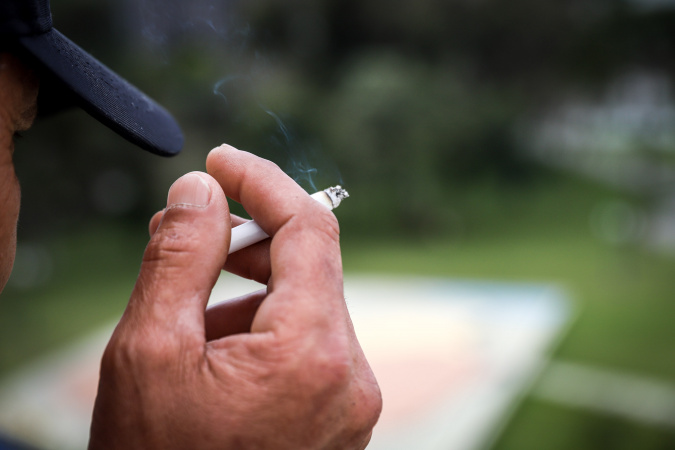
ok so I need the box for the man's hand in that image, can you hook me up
[89,144,382,449]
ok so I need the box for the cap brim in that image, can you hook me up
[18,29,183,157]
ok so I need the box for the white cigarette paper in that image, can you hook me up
[228,185,349,254]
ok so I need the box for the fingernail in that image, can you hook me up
[167,173,211,207]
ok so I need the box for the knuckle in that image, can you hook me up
[362,382,383,428]
[294,334,353,391]
[252,331,353,392]
[99,339,124,375]
[310,211,342,257]
[101,330,178,374]
[100,334,138,375]
[206,145,230,175]
[205,146,221,165]
[243,158,282,184]
[255,158,282,173]
[313,208,341,239]
[339,370,382,447]
[311,352,351,387]
[143,220,199,268]
[289,207,340,245]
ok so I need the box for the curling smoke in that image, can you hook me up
[137,0,241,49]
[264,109,319,192]
[214,75,342,193]
[136,0,342,192]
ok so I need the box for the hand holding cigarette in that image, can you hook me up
[90,144,381,450]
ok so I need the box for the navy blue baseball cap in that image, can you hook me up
[0,0,183,156]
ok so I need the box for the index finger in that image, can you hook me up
[207,144,322,234]
[205,145,345,333]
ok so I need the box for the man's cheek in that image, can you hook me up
[0,170,20,293]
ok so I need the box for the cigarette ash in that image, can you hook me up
[325,185,349,208]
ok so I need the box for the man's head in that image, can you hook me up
[0,0,185,291]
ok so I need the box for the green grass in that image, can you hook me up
[494,399,675,450]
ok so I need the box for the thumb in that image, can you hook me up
[124,172,230,337]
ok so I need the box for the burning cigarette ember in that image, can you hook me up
[228,186,349,254]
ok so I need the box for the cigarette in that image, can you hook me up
[228,185,349,254]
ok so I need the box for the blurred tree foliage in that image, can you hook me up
[15,0,675,239]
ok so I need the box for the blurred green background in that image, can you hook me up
[3,0,675,448]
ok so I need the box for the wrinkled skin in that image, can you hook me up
[88,146,382,449]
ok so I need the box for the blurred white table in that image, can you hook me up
[345,276,570,450]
